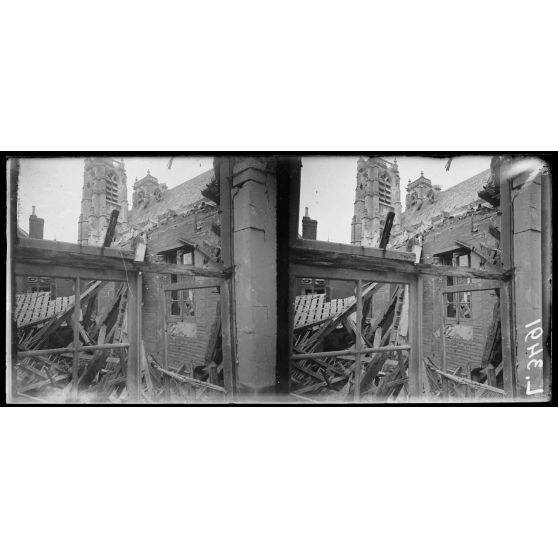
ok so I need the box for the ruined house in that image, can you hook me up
[396,168,502,375]
[77,157,221,372]
[117,168,221,371]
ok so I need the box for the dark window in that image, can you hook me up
[440,251,472,321]
[163,248,195,265]
[166,287,195,321]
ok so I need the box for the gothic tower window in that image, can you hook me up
[379,174,392,204]
[427,189,435,203]
[106,170,119,203]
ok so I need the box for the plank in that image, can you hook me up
[481,300,500,367]
[354,280,363,401]
[429,367,505,396]
[149,358,225,393]
[293,239,417,262]
[164,278,223,291]
[205,300,222,363]
[126,273,140,402]
[442,280,502,294]
[72,276,81,400]
[134,262,227,279]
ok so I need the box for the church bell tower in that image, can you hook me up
[78,158,129,246]
[351,157,402,247]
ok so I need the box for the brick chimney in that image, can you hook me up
[29,206,44,239]
[301,207,317,240]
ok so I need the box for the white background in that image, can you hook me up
[2,2,556,558]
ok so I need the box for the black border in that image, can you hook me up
[3,151,556,407]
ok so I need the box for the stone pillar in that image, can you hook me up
[231,157,277,398]
[505,160,544,399]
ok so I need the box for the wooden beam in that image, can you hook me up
[17,343,130,357]
[103,209,120,247]
[218,158,236,400]
[220,278,236,399]
[151,360,225,393]
[126,275,140,402]
[408,277,421,398]
[136,272,143,397]
[439,290,449,400]
[16,237,134,260]
[429,367,505,396]
[442,280,502,294]
[417,275,424,397]
[500,280,515,398]
[286,272,297,395]
[164,278,223,291]
[291,263,413,286]
[133,262,228,279]
[15,262,129,283]
[292,344,411,361]
[71,276,80,401]
[291,245,508,282]
[499,165,516,398]
[293,239,417,262]
[414,262,509,281]
[15,244,135,273]
[354,280,363,401]
[15,238,226,280]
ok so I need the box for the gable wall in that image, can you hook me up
[420,209,501,372]
[138,207,221,369]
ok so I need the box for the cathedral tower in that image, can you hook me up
[351,157,402,247]
[78,157,129,245]
[405,171,441,209]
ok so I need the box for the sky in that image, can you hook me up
[299,156,492,244]
[16,155,492,244]
[16,157,213,242]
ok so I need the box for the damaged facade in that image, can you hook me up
[395,168,503,377]
[78,159,223,375]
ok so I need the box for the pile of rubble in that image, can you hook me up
[14,281,225,403]
[290,283,410,402]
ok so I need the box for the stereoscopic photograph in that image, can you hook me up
[5,154,552,404]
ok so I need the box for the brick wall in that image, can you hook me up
[139,206,221,369]
[420,209,501,371]
[165,286,220,369]
[423,275,499,370]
